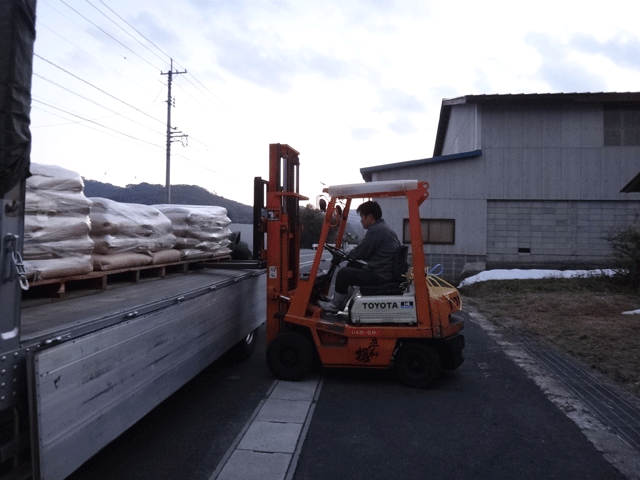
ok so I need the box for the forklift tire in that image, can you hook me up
[266,331,314,381]
[394,343,442,388]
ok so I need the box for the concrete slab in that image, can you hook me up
[216,449,291,480]
[237,420,303,453]
[270,377,319,401]
[256,398,312,424]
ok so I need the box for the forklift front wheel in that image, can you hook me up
[394,343,442,388]
[266,331,314,381]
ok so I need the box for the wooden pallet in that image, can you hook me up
[25,255,232,298]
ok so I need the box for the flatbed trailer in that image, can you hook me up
[4,265,265,480]
[1,5,267,478]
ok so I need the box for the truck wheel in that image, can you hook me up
[266,331,314,381]
[231,327,258,361]
[394,343,442,388]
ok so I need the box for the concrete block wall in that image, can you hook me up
[486,200,640,268]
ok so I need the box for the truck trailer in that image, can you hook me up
[0,3,265,479]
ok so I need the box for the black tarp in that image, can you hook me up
[0,0,36,197]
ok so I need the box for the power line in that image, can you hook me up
[187,135,215,151]
[32,101,164,128]
[84,0,169,67]
[32,98,164,149]
[57,0,163,72]
[96,0,169,65]
[34,53,165,126]
[173,67,230,111]
[35,20,154,93]
[58,0,230,116]
[33,72,165,136]
[172,153,243,186]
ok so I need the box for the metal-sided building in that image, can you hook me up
[360,92,640,282]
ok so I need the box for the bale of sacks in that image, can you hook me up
[89,198,179,271]
[24,164,94,281]
[152,205,233,260]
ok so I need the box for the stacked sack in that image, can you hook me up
[89,198,179,271]
[24,164,94,281]
[153,205,233,260]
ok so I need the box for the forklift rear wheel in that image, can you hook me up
[267,331,314,381]
[394,343,442,388]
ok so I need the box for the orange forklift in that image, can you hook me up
[258,144,467,388]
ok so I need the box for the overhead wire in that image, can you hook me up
[88,0,229,112]
[38,0,154,80]
[34,53,166,127]
[32,100,164,128]
[173,69,230,111]
[32,98,164,150]
[34,1,245,189]
[96,0,169,65]
[84,0,169,67]
[57,0,163,72]
[33,72,165,136]
[36,20,155,93]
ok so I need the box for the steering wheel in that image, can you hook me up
[324,244,349,263]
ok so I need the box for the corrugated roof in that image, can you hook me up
[360,150,482,182]
[433,91,640,157]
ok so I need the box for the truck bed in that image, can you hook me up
[20,267,255,346]
[21,266,266,480]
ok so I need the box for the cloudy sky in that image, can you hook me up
[31,0,640,205]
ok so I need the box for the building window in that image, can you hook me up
[403,218,455,245]
[604,105,640,146]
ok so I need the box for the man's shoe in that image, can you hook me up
[318,292,349,314]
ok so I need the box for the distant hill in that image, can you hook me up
[83,180,254,224]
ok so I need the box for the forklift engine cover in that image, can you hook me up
[350,294,417,324]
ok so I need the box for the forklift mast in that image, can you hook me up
[263,144,308,343]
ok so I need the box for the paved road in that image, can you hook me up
[68,319,637,480]
[66,251,640,479]
[294,318,627,480]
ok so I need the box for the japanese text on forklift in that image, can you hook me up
[258,144,468,388]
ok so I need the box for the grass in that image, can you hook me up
[459,275,640,397]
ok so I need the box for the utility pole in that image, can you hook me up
[161,58,187,203]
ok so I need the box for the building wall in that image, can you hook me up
[480,103,640,202]
[486,200,640,269]
[442,103,480,154]
[365,99,640,282]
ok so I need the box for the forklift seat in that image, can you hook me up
[359,245,409,296]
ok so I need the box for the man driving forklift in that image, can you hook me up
[318,200,401,313]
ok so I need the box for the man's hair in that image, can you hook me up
[357,201,382,220]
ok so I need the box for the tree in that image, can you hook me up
[299,205,325,249]
[608,226,640,288]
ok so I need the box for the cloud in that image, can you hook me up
[131,11,185,61]
[299,49,352,81]
[569,33,640,72]
[376,88,424,113]
[209,27,353,93]
[524,32,608,93]
[213,33,296,92]
[351,127,378,141]
[387,116,417,135]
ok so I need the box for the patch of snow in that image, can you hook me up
[622,309,640,315]
[458,268,616,288]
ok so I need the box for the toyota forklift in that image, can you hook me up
[258,144,466,388]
